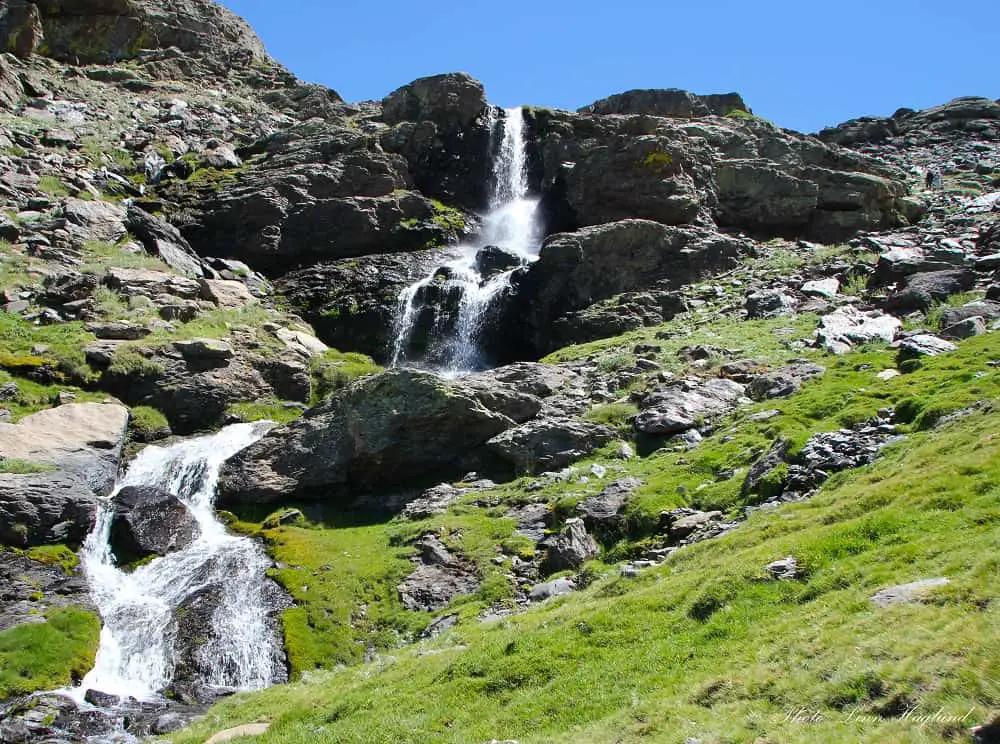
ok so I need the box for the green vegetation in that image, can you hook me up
[311,349,381,402]
[129,405,170,439]
[725,108,757,120]
[429,199,466,235]
[169,395,1000,743]
[80,135,135,172]
[0,607,101,699]
[0,370,107,422]
[22,544,79,574]
[107,347,164,378]
[0,312,97,384]
[36,175,71,198]
[0,458,56,474]
[80,239,173,273]
[642,151,674,170]
[227,400,303,425]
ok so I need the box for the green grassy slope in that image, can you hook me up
[168,325,1000,743]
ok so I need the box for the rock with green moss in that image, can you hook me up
[218,369,519,505]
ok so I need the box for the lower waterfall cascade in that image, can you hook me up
[70,421,284,707]
[390,105,542,375]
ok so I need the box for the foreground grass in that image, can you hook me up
[0,607,101,698]
[171,398,1000,743]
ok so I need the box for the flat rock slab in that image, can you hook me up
[0,402,128,458]
[871,578,949,608]
[817,306,902,354]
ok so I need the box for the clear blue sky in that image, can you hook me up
[219,0,998,133]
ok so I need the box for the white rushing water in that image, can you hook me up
[71,421,280,704]
[391,106,542,374]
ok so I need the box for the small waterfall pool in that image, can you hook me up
[391,106,542,375]
[70,421,283,705]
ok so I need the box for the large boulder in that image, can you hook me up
[486,418,616,474]
[886,270,976,313]
[541,518,599,573]
[816,306,902,354]
[0,402,129,546]
[634,378,746,436]
[218,370,517,504]
[496,221,746,358]
[108,486,199,565]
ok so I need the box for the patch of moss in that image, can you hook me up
[0,458,56,474]
[36,175,71,198]
[643,150,674,169]
[0,607,100,699]
[107,347,164,379]
[311,350,381,402]
[128,405,170,440]
[226,400,303,425]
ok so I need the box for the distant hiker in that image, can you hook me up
[925,169,935,189]
[932,170,943,190]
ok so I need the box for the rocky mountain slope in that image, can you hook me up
[0,0,998,742]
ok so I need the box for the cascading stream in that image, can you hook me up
[71,421,280,705]
[391,106,542,374]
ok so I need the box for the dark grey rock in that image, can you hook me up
[486,418,616,474]
[219,370,516,504]
[109,486,199,564]
[542,518,599,573]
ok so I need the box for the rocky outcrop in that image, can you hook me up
[218,370,516,504]
[0,549,94,632]
[380,73,493,211]
[496,221,747,358]
[0,402,129,546]
[818,96,1000,147]
[525,102,911,241]
[579,89,750,118]
[396,534,480,612]
[1,0,269,74]
[96,333,312,435]
[187,119,467,275]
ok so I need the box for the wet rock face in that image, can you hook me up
[108,486,199,565]
[276,249,450,364]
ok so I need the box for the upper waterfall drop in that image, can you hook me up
[71,421,285,705]
[389,106,542,374]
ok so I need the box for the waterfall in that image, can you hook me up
[71,421,282,704]
[390,106,541,374]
